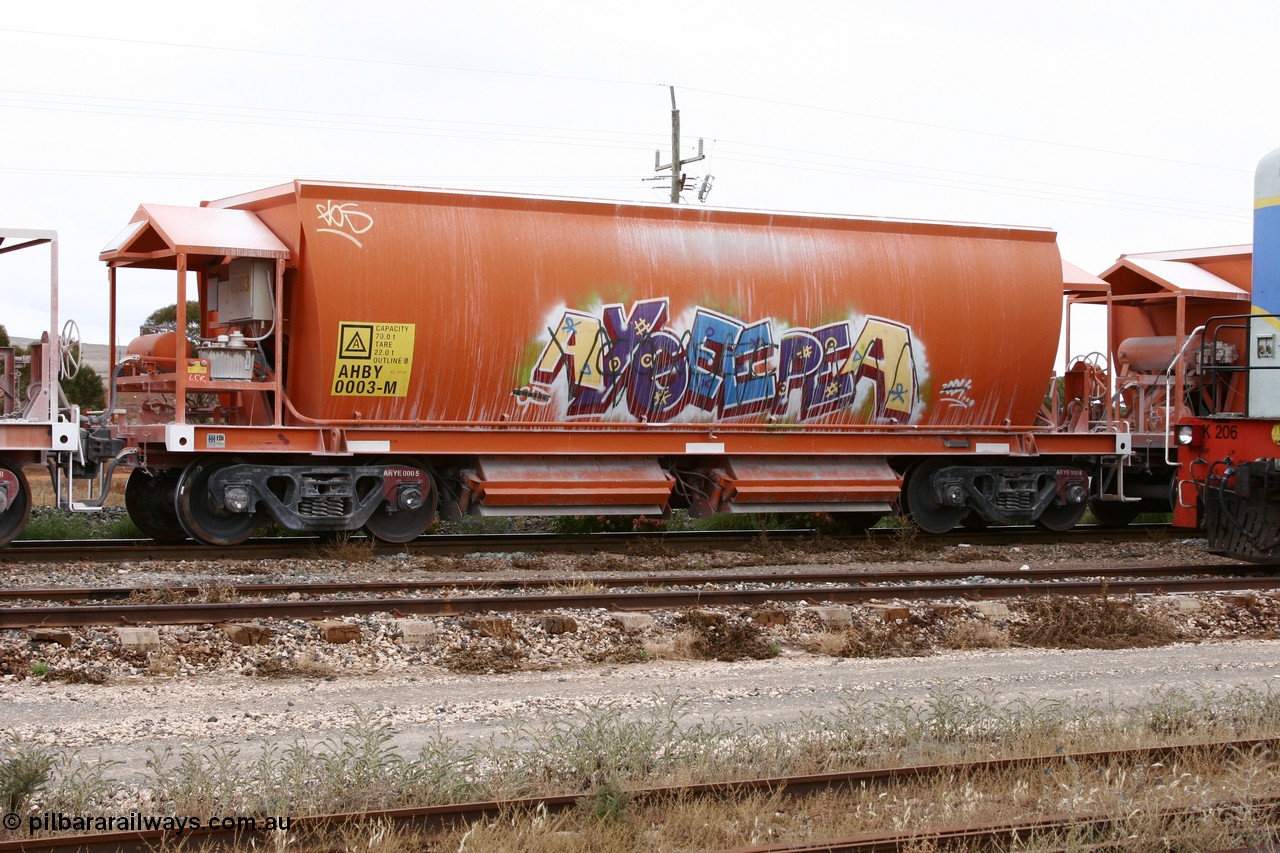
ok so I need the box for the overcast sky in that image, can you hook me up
[1,0,1275,351]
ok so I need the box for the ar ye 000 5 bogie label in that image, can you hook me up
[331,322,415,397]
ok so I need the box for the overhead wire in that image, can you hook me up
[0,26,1251,221]
[0,90,1242,221]
[0,25,1247,174]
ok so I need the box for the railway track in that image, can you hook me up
[0,562,1263,604]
[714,799,1280,852]
[0,523,1184,563]
[0,566,1273,628]
[2,737,1273,853]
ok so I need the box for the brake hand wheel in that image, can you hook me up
[60,319,81,379]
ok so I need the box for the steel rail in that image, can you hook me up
[0,523,1182,563]
[0,562,1260,604]
[1,738,1273,853]
[711,797,1280,852]
[1,574,1277,628]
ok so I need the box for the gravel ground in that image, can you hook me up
[2,535,1278,783]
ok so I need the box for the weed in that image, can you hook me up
[869,517,934,561]
[49,666,109,684]
[145,651,179,677]
[248,653,335,679]
[0,741,53,813]
[673,610,778,661]
[439,515,521,534]
[543,578,604,595]
[1013,595,1179,649]
[584,644,653,665]
[441,640,526,674]
[578,778,631,824]
[196,583,239,603]
[940,620,1011,650]
[553,515,636,534]
[811,622,932,658]
[1138,687,1209,737]
[318,532,377,562]
[16,507,140,540]
[28,661,49,677]
[15,685,1280,848]
[945,545,1005,564]
[127,587,187,604]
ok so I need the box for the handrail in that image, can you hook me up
[1164,325,1205,467]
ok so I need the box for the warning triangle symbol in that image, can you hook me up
[339,323,373,358]
[343,331,368,356]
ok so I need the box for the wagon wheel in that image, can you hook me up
[1087,498,1142,528]
[175,457,262,546]
[363,459,437,544]
[60,319,81,380]
[1035,499,1088,532]
[905,460,965,534]
[0,458,32,546]
[125,467,187,542]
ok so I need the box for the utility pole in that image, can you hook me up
[654,86,704,203]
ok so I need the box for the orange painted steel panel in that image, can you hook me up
[469,456,672,508]
[209,182,1062,435]
[716,457,901,505]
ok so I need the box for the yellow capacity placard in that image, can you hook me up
[331,322,415,397]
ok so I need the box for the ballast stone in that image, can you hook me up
[26,628,74,647]
[611,613,655,632]
[221,623,272,646]
[972,601,1011,619]
[314,620,362,644]
[868,604,911,623]
[1155,596,1203,612]
[395,619,438,648]
[115,627,161,653]
[539,615,579,634]
[465,617,518,639]
[808,606,853,627]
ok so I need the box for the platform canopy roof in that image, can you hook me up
[99,204,289,270]
[1062,259,1110,295]
[1098,245,1251,302]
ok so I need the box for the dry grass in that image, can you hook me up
[542,578,605,595]
[427,752,1280,852]
[125,583,238,605]
[124,587,188,605]
[46,666,109,685]
[940,619,1011,649]
[583,645,652,665]
[8,687,1280,852]
[25,464,127,508]
[440,639,527,674]
[317,533,377,562]
[806,621,932,658]
[1013,595,1180,650]
[248,653,336,679]
[944,545,1007,564]
[864,518,935,561]
[145,650,180,677]
[663,610,778,661]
